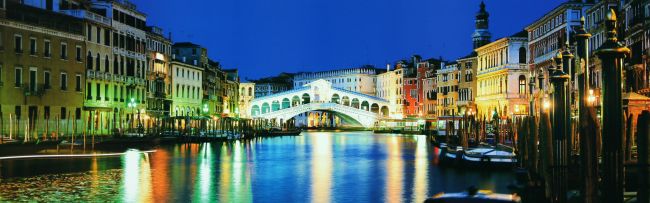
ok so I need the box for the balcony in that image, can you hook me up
[23,84,45,96]
[96,71,105,80]
[86,69,96,79]
[60,10,111,26]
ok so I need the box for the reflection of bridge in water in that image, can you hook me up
[248,79,390,128]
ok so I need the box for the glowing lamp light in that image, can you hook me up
[543,100,551,110]
[155,52,165,61]
[587,89,596,104]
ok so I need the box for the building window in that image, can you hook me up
[87,25,92,41]
[519,75,526,94]
[60,107,66,120]
[86,83,92,99]
[104,30,111,46]
[60,72,68,90]
[44,71,50,89]
[76,74,81,92]
[44,40,51,57]
[44,106,50,120]
[519,47,526,64]
[14,35,22,53]
[60,43,67,59]
[29,68,37,92]
[15,106,21,119]
[96,83,100,100]
[97,27,101,44]
[76,46,82,61]
[75,108,81,120]
[104,84,109,101]
[14,67,22,87]
[0,64,3,85]
[29,38,37,55]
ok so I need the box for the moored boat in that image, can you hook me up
[425,187,521,203]
[462,145,517,167]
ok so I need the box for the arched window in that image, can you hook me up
[519,75,526,94]
[96,53,100,70]
[104,55,109,72]
[87,51,93,70]
[519,47,527,64]
[248,87,252,96]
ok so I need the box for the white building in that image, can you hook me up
[170,61,203,117]
[375,64,404,118]
[475,31,529,119]
[293,67,378,96]
[239,83,255,118]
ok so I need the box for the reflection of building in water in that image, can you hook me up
[311,133,333,203]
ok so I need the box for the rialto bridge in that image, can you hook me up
[248,79,390,128]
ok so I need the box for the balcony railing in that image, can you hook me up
[60,10,111,26]
[87,69,96,79]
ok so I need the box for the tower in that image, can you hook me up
[472,1,491,49]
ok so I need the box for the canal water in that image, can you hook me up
[0,131,514,202]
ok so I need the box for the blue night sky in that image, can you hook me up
[132,0,565,80]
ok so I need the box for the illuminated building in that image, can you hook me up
[475,31,529,119]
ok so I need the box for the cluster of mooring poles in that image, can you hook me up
[513,10,650,203]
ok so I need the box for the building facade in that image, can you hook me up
[0,1,86,136]
[293,66,378,96]
[89,0,148,130]
[526,1,590,95]
[170,60,202,117]
[622,0,649,94]
[222,69,240,117]
[239,82,255,118]
[436,62,459,117]
[375,64,404,119]
[476,31,530,120]
[144,26,172,121]
[422,68,437,119]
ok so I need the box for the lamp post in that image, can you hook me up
[128,98,136,133]
[595,9,631,203]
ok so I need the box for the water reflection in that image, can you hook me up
[121,149,152,202]
[0,132,515,202]
[311,133,332,203]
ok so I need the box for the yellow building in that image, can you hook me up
[0,2,86,138]
[475,31,529,120]
[436,62,459,117]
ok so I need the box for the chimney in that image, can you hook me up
[386,64,391,72]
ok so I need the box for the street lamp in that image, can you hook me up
[587,89,596,106]
[203,104,209,114]
[128,98,136,132]
[543,96,551,111]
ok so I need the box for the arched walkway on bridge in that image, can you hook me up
[252,105,260,116]
[371,103,379,113]
[272,101,280,111]
[351,98,360,109]
[302,93,311,104]
[262,103,270,114]
[361,101,369,111]
[282,98,290,109]
[331,94,340,104]
[380,106,389,116]
[342,96,350,106]
[292,96,300,107]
